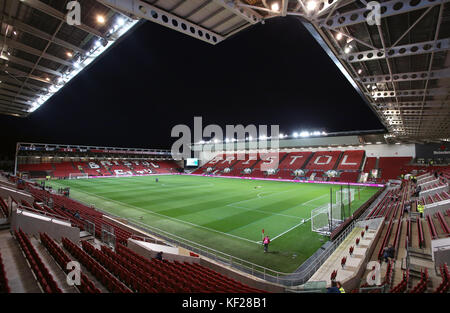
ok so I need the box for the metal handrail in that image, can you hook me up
[17,205,72,224]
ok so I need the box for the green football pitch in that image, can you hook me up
[47,175,380,273]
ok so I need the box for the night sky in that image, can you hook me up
[0,16,384,158]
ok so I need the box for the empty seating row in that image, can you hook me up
[417,219,425,249]
[420,190,450,205]
[0,251,10,293]
[115,244,263,293]
[40,233,100,293]
[0,197,9,217]
[197,150,367,179]
[305,151,342,171]
[15,229,61,293]
[82,241,154,293]
[336,150,365,171]
[62,237,131,293]
[426,215,438,240]
[434,263,449,293]
[390,270,409,293]
[377,157,412,180]
[18,160,181,178]
[436,212,450,235]
[409,269,429,293]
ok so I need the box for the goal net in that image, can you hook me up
[311,203,343,235]
[336,188,355,206]
[311,188,355,235]
[69,173,89,179]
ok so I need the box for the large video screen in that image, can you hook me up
[186,158,199,167]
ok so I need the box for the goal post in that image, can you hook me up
[311,203,343,235]
[335,188,355,206]
[69,173,89,179]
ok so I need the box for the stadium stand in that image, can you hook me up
[14,229,62,293]
[193,151,425,183]
[40,233,101,293]
[377,157,412,180]
[17,159,181,179]
[305,151,342,171]
[336,150,365,171]
[0,250,10,293]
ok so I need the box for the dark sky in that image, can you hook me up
[0,16,383,158]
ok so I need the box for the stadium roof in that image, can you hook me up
[1,0,449,144]
[0,0,139,116]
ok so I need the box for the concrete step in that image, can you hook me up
[29,236,78,293]
[59,242,109,293]
[0,230,41,293]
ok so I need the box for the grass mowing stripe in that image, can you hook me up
[49,176,381,272]
[58,182,259,244]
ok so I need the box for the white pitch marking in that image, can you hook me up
[57,185,257,245]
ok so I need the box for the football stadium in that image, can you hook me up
[0,0,449,302]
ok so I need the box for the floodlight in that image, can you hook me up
[97,15,106,24]
[271,2,280,11]
[306,1,317,11]
[300,131,310,137]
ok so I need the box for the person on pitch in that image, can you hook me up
[263,235,271,253]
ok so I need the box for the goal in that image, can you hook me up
[336,188,355,206]
[311,203,343,236]
[69,173,89,179]
[311,188,355,235]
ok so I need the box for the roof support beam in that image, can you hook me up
[97,0,224,44]
[358,68,450,84]
[21,0,104,38]
[319,0,450,29]
[341,38,450,63]
[0,94,30,106]
[370,88,449,98]
[5,18,87,54]
[0,81,42,97]
[6,55,62,77]
[213,0,261,24]
[0,35,73,67]
[0,65,51,84]
[0,75,48,92]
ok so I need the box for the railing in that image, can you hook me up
[44,178,380,287]
[92,204,359,287]
[17,205,72,224]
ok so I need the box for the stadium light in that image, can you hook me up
[96,15,106,24]
[300,131,310,137]
[293,132,299,138]
[27,15,138,114]
[344,45,352,53]
[336,32,343,40]
[357,69,362,74]
[306,1,317,11]
[271,2,280,12]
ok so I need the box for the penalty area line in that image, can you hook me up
[268,217,313,243]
